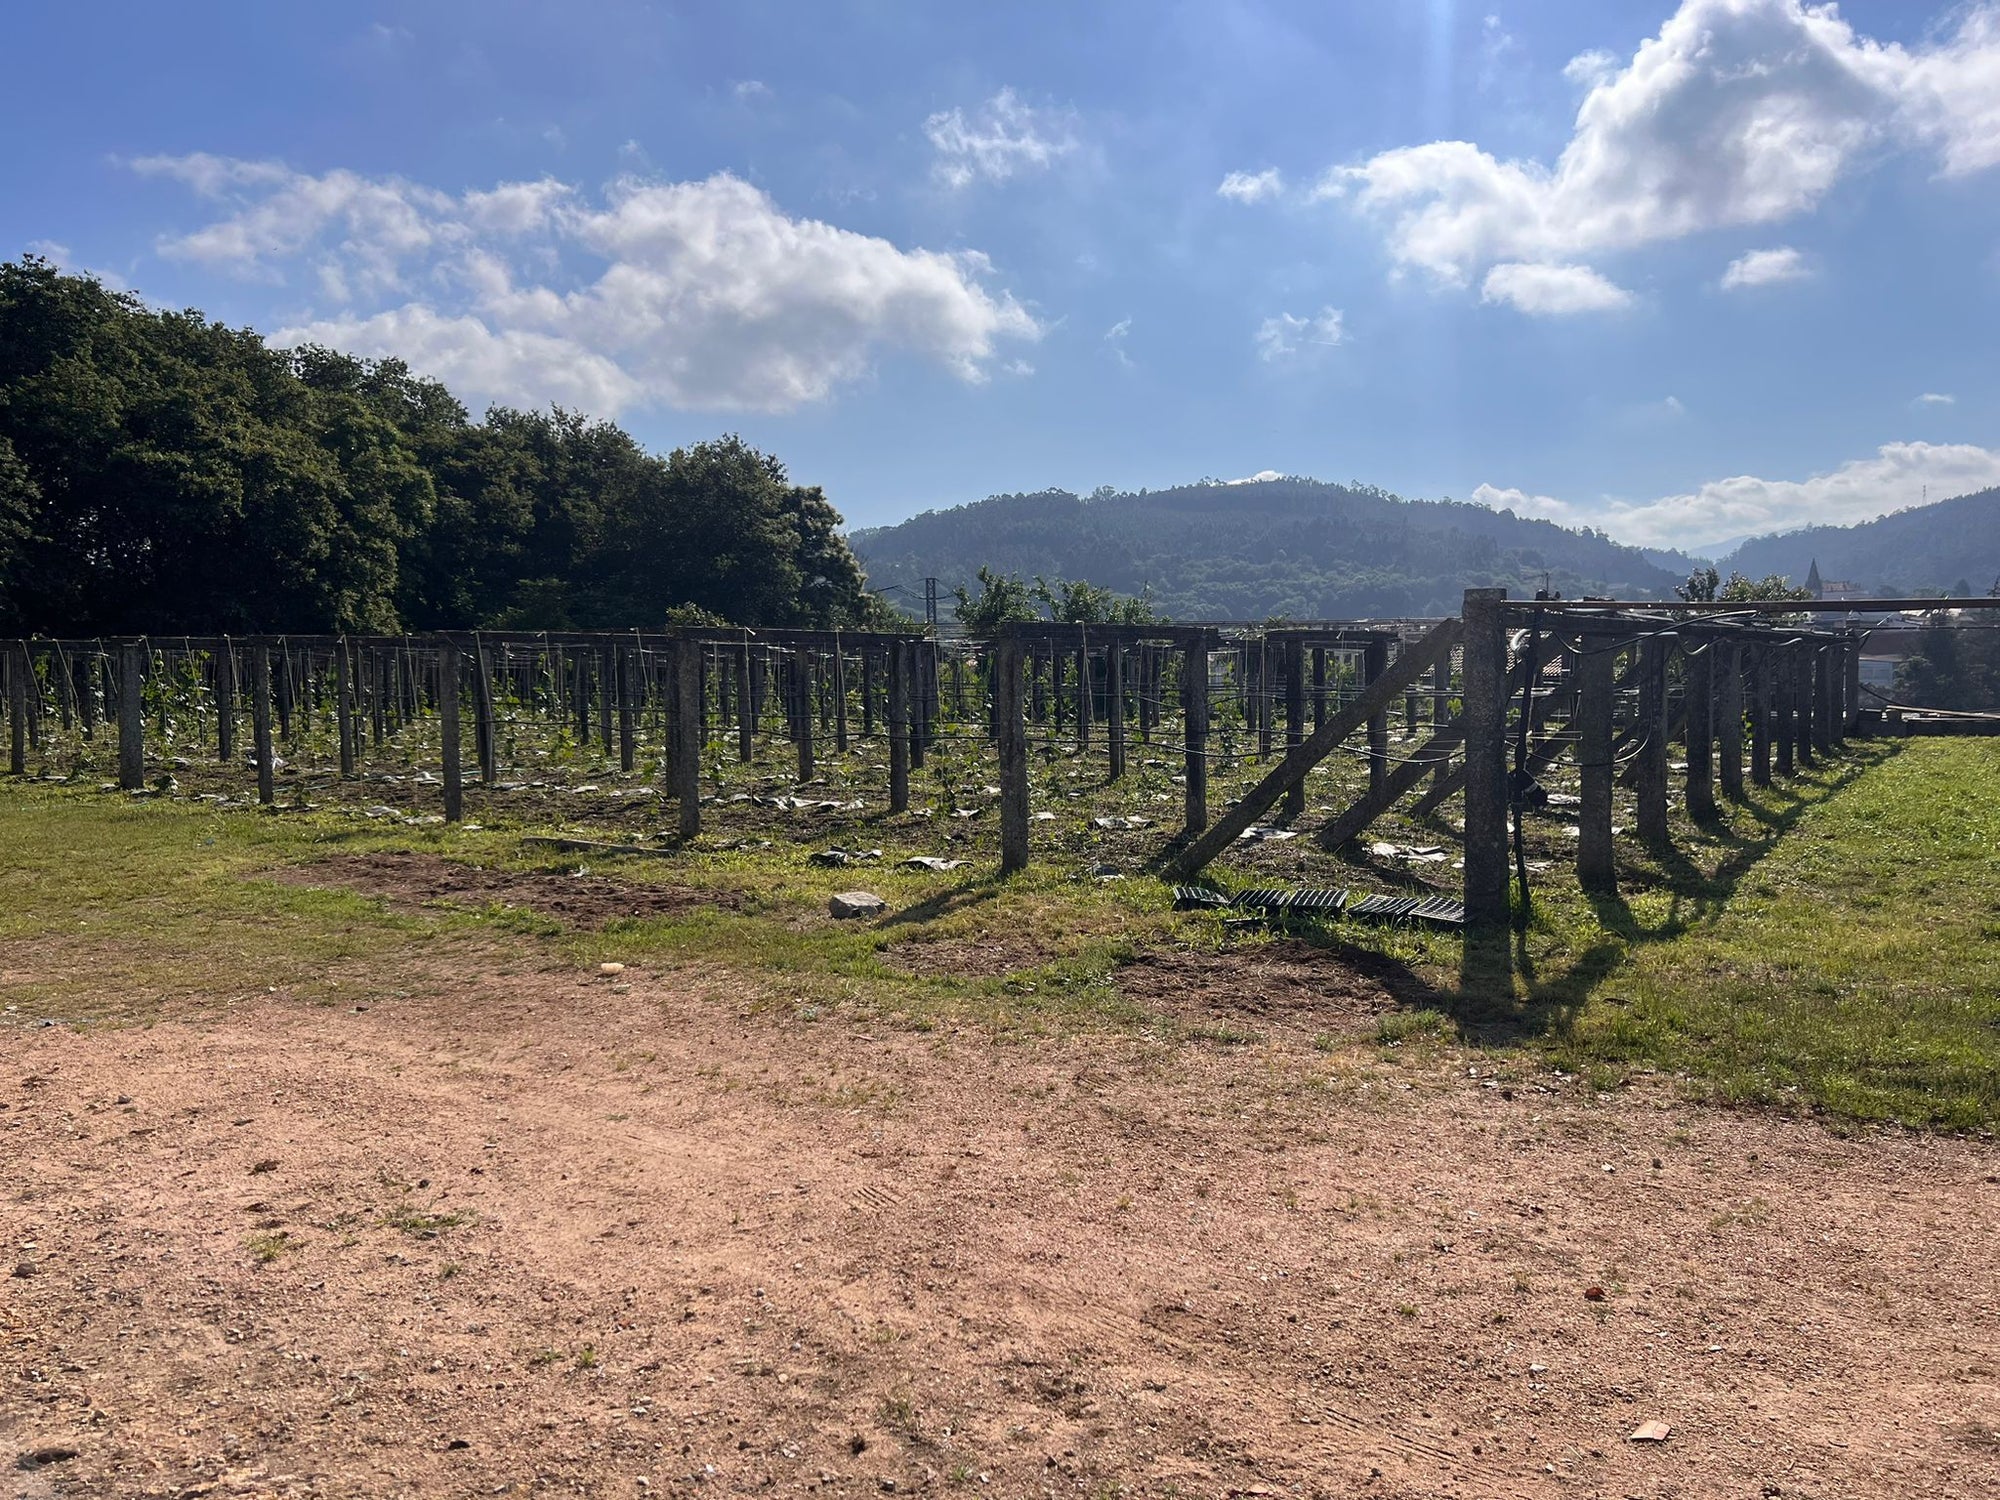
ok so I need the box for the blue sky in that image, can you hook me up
[6,1,1999,551]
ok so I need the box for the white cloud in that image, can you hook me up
[1226,470,1286,485]
[461,179,573,235]
[1661,395,1686,417]
[135,153,450,294]
[1255,306,1346,360]
[1217,168,1284,203]
[279,305,642,413]
[24,239,71,264]
[1471,482,1574,520]
[1562,49,1619,89]
[1720,245,1810,290]
[1103,316,1133,368]
[1479,261,1632,314]
[1896,6,2000,176]
[1324,2,2000,293]
[1915,391,1956,405]
[1557,441,2000,549]
[732,79,772,102]
[924,88,1078,190]
[137,157,1039,414]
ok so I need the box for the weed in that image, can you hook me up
[380,1206,473,1238]
[879,1389,917,1433]
[244,1230,296,1265]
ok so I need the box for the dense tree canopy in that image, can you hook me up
[0,258,892,635]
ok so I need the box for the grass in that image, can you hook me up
[0,791,480,1018]
[1517,739,2000,1129]
[380,1206,474,1238]
[244,1230,298,1265]
[1,736,1995,1131]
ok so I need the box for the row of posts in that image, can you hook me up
[5,630,1422,874]
[2,635,950,838]
[1461,591,1865,925]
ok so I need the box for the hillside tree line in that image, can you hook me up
[0,258,896,636]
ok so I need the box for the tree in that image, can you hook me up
[1677,565,1720,602]
[0,258,423,632]
[1895,617,2000,711]
[1717,572,1809,603]
[0,259,887,634]
[952,566,1038,631]
[583,434,880,629]
[1031,575,1162,624]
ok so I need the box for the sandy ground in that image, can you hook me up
[3,931,1997,1499]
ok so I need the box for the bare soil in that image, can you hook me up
[3,952,1996,1499]
[876,936,1055,979]
[1113,942,1419,1040]
[265,851,743,927]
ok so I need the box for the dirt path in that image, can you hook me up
[3,953,1995,1499]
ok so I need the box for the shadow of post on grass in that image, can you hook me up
[1436,742,1895,1044]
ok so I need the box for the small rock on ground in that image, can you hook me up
[829,891,887,920]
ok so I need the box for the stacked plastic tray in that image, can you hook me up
[1172,885,1464,928]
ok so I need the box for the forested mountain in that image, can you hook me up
[0,258,887,635]
[852,481,1681,619]
[1717,488,2000,596]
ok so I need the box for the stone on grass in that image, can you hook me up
[829,891,888,920]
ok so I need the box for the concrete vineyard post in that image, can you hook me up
[1459,589,1511,929]
[251,646,275,807]
[1577,636,1615,893]
[438,640,462,823]
[995,635,1028,875]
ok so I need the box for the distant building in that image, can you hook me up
[1803,556,1869,609]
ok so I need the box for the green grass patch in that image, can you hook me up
[1514,739,2000,1130]
[3,738,1995,1132]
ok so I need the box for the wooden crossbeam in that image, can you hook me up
[1320,717,1467,849]
[1168,616,1462,877]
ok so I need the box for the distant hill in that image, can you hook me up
[1718,487,2000,595]
[851,478,1681,620]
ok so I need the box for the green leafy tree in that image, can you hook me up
[952,566,1038,631]
[1677,565,1720,602]
[1031,575,1163,624]
[1717,572,1811,603]
[0,260,887,634]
